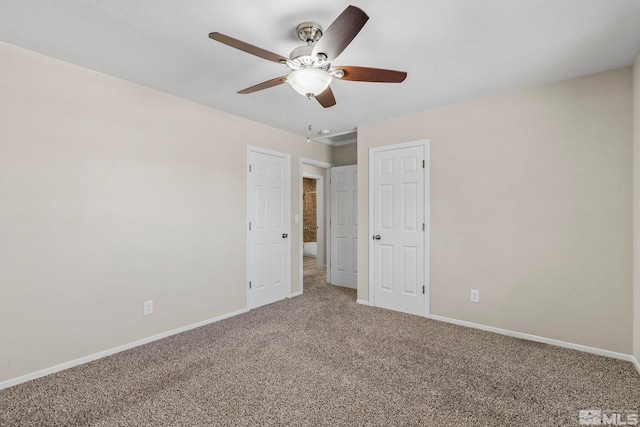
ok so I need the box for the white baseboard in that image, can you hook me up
[0,307,249,391]
[633,356,640,375]
[4,307,637,391]
[289,291,303,298]
[429,314,635,364]
[327,282,357,290]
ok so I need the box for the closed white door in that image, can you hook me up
[330,165,357,288]
[247,147,290,309]
[371,142,427,316]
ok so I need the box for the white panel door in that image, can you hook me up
[247,148,290,309]
[330,165,357,288]
[372,143,426,316]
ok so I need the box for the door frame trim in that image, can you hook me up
[246,145,291,309]
[298,157,333,296]
[368,139,430,317]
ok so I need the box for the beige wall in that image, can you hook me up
[634,54,640,363]
[358,68,633,354]
[0,41,331,383]
[332,143,357,166]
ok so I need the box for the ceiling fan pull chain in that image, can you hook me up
[306,98,313,143]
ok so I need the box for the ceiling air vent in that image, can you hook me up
[312,129,357,147]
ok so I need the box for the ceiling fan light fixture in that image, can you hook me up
[209,5,406,109]
[287,68,332,97]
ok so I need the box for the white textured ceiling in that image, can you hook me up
[1,0,639,139]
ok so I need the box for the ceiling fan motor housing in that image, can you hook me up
[287,45,329,71]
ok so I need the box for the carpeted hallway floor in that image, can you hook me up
[1,257,639,426]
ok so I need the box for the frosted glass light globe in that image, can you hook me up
[287,68,332,97]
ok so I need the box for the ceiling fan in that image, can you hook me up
[208,5,407,108]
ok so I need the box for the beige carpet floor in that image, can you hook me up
[1,257,639,426]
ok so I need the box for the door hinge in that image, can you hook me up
[422,223,425,231]
[249,164,252,172]
[249,281,252,289]
[422,160,425,168]
[422,285,425,294]
[249,221,252,231]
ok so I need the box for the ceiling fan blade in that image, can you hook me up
[312,6,369,61]
[238,76,288,94]
[315,86,336,108]
[209,32,287,64]
[334,66,407,83]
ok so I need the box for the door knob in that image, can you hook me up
[373,235,381,240]
[282,233,288,239]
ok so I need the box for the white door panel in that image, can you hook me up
[247,148,290,309]
[330,165,357,288]
[372,143,426,316]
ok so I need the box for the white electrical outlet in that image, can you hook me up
[143,300,153,315]
[470,290,480,303]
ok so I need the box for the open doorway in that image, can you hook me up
[299,158,332,293]
[302,177,320,260]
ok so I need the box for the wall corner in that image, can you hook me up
[633,52,640,365]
